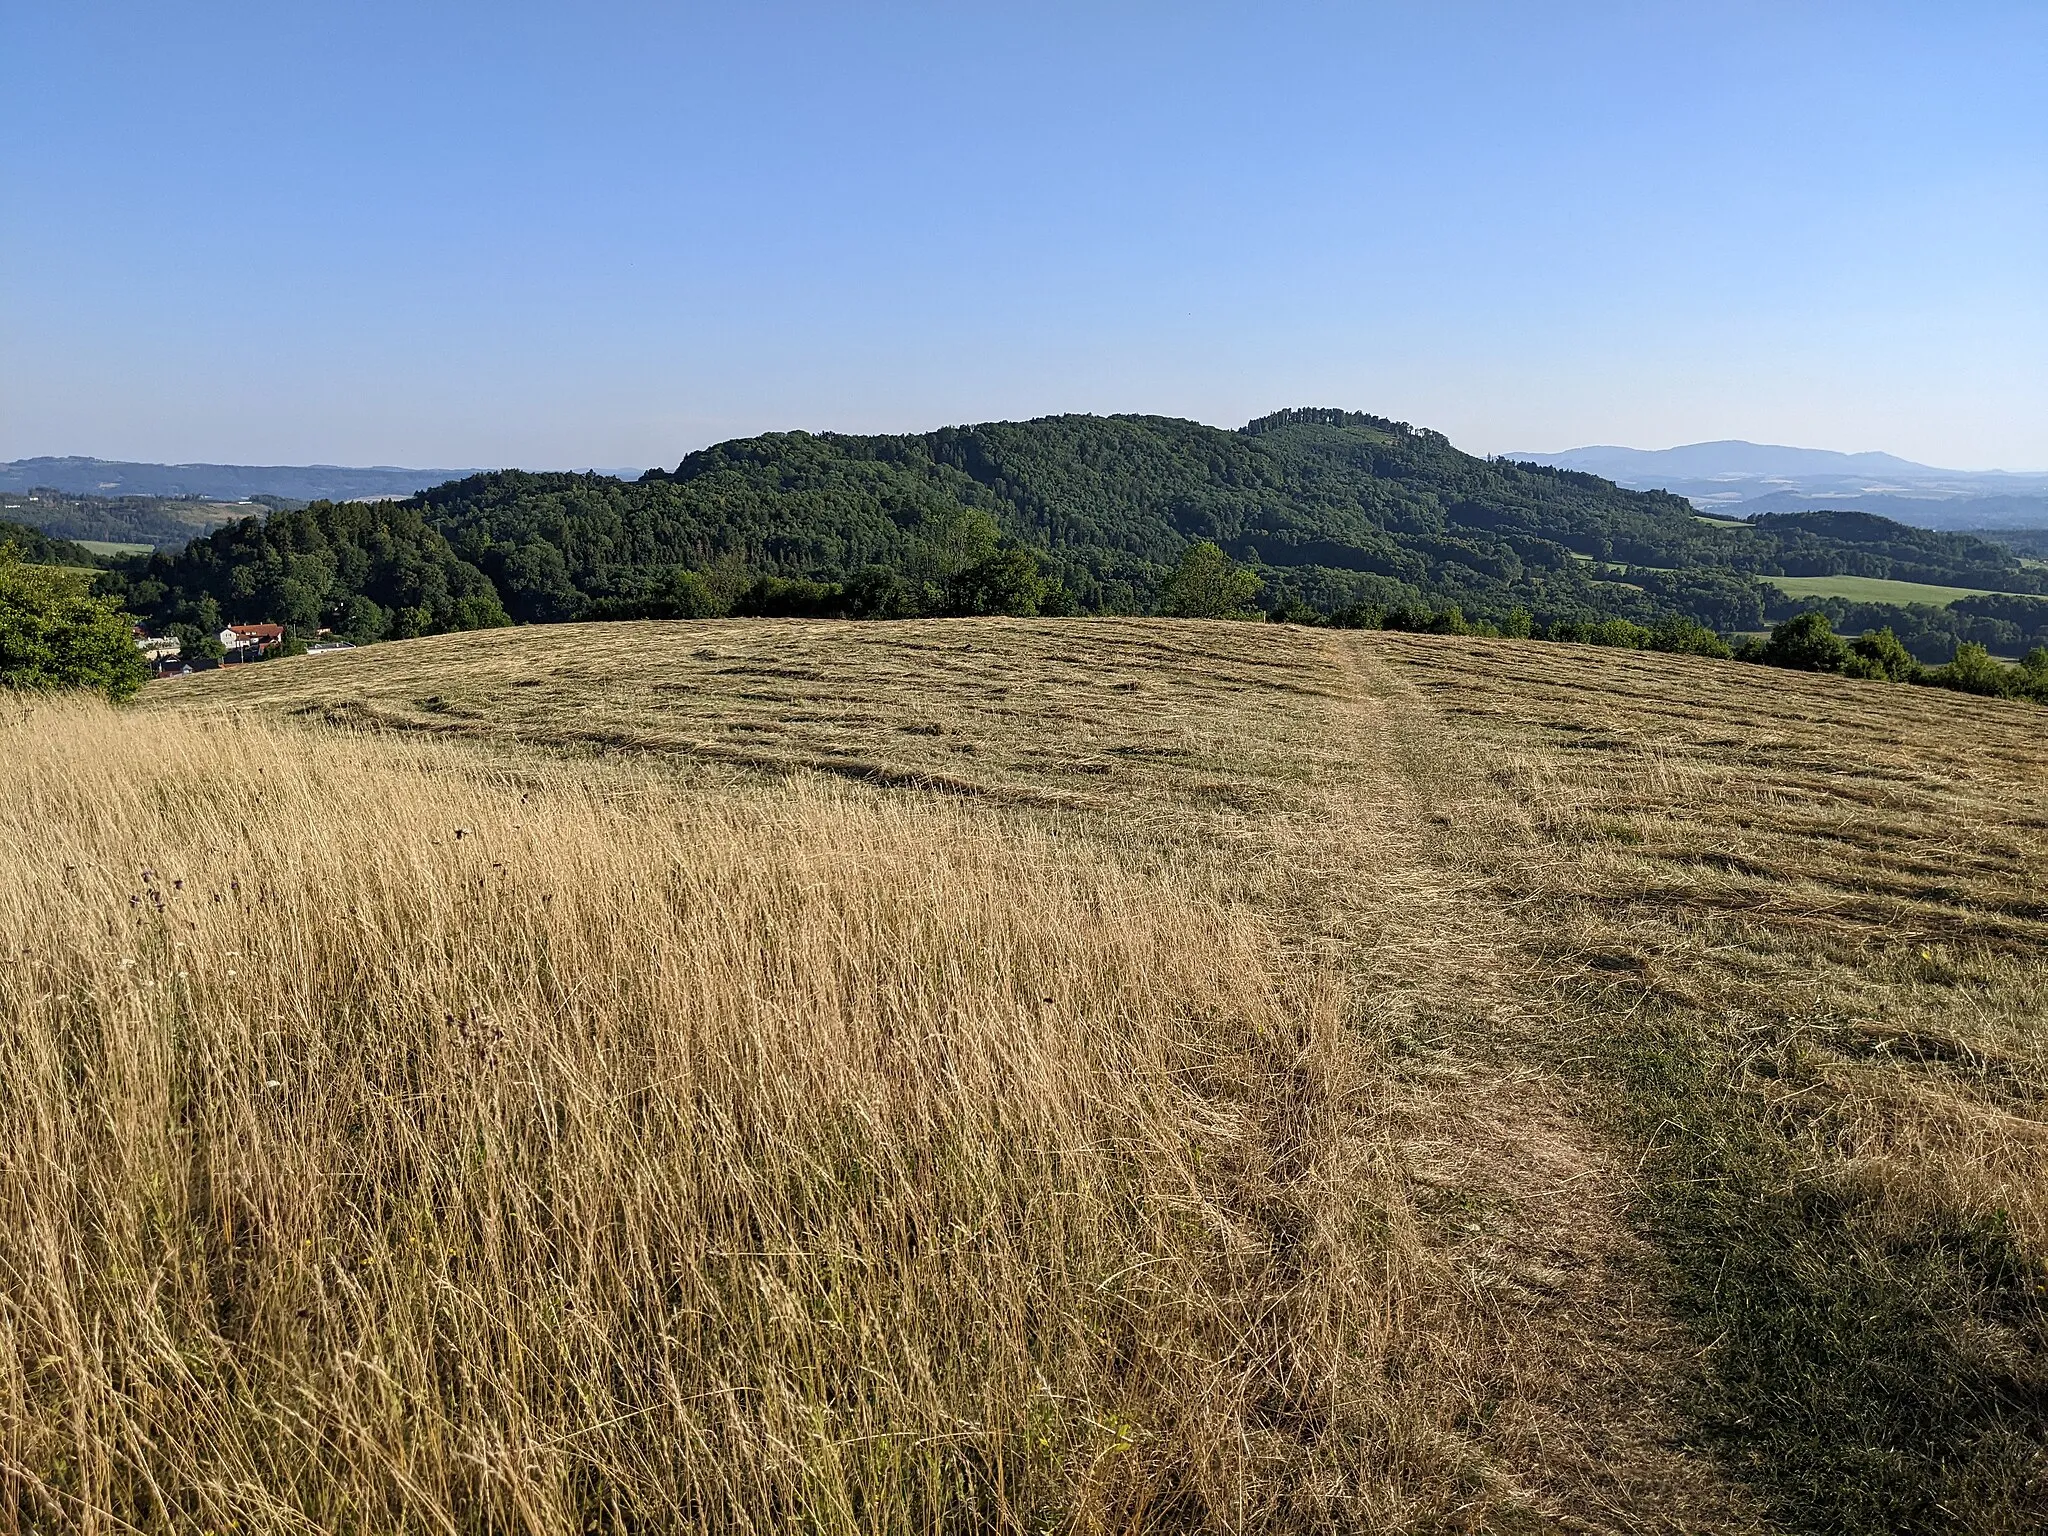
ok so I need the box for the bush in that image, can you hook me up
[731,577,846,618]
[1845,627,1915,683]
[948,546,1056,617]
[1157,542,1262,620]
[584,568,723,622]
[1328,603,1386,630]
[1266,595,1324,627]
[1649,619,1734,659]
[1758,611,1848,672]
[1930,642,2011,698]
[1381,605,1474,635]
[1426,606,1474,636]
[840,567,929,620]
[0,548,149,702]
[2016,647,2048,702]
[1588,618,1654,649]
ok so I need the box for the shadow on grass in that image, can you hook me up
[1617,1020,2048,1535]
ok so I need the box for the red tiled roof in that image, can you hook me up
[228,624,286,639]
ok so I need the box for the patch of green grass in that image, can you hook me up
[1765,574,2002,607]
[75,539,153,558]
[1610,1009,2048,1535]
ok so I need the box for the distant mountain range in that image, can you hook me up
[0,457,473,502]
[1511,440,2048,530]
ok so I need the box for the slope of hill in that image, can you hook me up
[113,497,509,641]
[0,516,98,569]
[9,619,2042,1532]
[0,488,256,549]
[94,410,2048,656]
[0,456,469,501]
[409,408,1719,620]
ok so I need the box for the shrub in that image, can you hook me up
[1157,542,1262,620]
[840,567,929,619]
[948,546,1055,617]
[1649,619,1734,659]
[731,577,845,618]
[1758,611,1848,672]
[1588,618,1654,649]
[1384,605,1472,635]
[2016,647,2048,702]
[584,567,722,621]
[1930,642,2011,698]
[1266,595,1324,627]
[1845,627,1915,683]
[1327,603,1386,630]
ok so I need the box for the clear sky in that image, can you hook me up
[4,2,2043,471]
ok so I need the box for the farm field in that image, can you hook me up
[73,537,154,558]
[1765,572,2002,606]
[6,619,2047,1533]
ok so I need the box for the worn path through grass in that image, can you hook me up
[1374,631,2048,1534]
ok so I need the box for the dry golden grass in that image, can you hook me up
[1370,632,2048,1530]
[1382,632,2048,1258]
[3,699,1365,1531]
[13,617,2046,1532]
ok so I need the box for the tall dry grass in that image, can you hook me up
[0,699,1420,1534]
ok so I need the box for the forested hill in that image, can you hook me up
[0,518,98,569]
[101,409,2048,656]
[426,409,1722,620]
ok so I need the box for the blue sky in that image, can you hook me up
[4,2,2043,470]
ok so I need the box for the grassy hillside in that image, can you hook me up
[6,621,2046,1532]
[1765,573,1999,606]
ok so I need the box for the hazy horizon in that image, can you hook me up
[9,422,2045,482]
[5,3,2042,472]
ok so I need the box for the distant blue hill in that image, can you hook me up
[0,457,473,502]
[1517,440,1946,481]
[1510,440,2048,528]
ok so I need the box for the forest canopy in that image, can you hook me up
[90,410,2048,661]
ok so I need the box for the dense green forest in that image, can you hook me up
[0,518,99,569]
[112,499,508,645]
[95,410,2048,662]
[1981,528,2048,560]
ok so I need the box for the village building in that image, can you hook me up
[219,623,286,659]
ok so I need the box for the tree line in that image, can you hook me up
[12,409,2048,708]
[1298,599,2048,705]
[84,412,2048,648]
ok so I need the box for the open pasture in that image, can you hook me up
[1764,572,2003,607]
[6,619,2045,1533]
